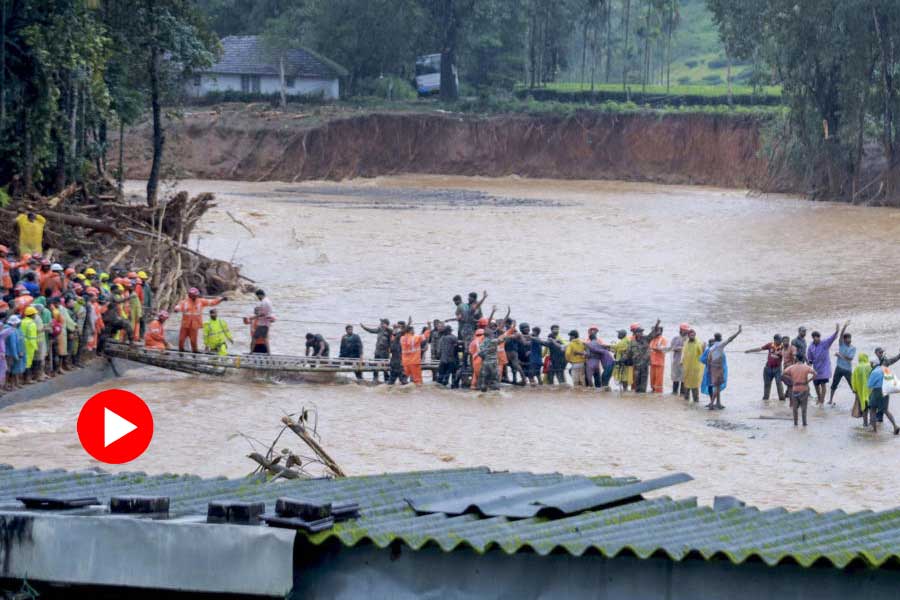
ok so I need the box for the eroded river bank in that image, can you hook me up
[2,175,900,511]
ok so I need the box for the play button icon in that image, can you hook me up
[104,408,138,447]
[78,389,153,464]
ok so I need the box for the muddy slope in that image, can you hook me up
[122,109,772,188]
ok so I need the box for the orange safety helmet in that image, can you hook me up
[629,323,640,332]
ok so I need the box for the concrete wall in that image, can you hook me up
[291,540,900,600]
[184,73,339,99]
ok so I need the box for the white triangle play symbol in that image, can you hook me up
[104,407,138,448]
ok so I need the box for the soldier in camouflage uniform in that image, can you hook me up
[361,319,392,382]
[626,319,662,393]
[454,290,487,369]
[478,329,502,392]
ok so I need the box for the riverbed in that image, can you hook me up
[2,176,900,511]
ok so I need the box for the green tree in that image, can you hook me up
[261,7,305,108]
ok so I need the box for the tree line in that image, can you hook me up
[708,0,900,202]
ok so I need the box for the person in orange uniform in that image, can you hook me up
[0,245,13,294]
[469,319,488,389]
[173,287,226,352]
[649,326,669,393]
[13,285,33,316]
[144,311,170,350]
[400,322,431,385]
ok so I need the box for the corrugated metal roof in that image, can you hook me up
[204,36,346,79]
[407,473,692,518]
[2,465,899,570]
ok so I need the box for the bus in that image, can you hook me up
[415,53,457,96]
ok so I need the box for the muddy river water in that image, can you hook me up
[3,176,900,511]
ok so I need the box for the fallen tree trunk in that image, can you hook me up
[0,207,118,236]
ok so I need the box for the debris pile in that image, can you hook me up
[1,176,251,309]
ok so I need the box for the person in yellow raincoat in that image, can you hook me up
[851,352,873,427]
[15,211,46,255]
[203,309,233,356]
[681,329,705,402]
[22,306,39,382]
[612,329,633,391]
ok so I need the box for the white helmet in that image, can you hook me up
[51,263,63,272]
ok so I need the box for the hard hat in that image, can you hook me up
[14,284,26,293]
[158,310,169,320]
[24,306,37,316]
[85,267,97,276]
[99,273,109,281]
[114,283,124,292]
[51,263,62,272]
[64,267,75,276]
[679,322,691,332]
[588,324,599,331]
[40,259,51,266]
[72,282,83,292]
[629,323,640,332]
[86,287,99,296]
[189,287,199,295]
[127,271,138,279]
[7,315,20,326]
[137,271,148,280]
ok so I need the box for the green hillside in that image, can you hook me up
[556,0,757,89]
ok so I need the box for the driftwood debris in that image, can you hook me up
[0,176,245,311]
[282,415,346,478]
[244,409,346,481]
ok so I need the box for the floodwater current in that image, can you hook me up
[3,175,900,511]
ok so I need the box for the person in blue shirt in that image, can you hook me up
[867,355,900,435]
[829,321,855,405]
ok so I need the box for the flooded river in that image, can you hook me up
[3,176,900,511]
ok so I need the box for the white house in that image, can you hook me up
[185,35,346,100]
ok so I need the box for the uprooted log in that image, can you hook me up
[244,409,346,481]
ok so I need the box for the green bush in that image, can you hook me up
[356,76,417,100]
[186,90,329,106]
[685,60,698,69]
[701,74,724,85]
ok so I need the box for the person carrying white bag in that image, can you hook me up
[866,351,900,435]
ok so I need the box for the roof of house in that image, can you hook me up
[203,35,346,79]
[3,465,900,570]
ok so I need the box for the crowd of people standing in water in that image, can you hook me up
[3,210,899,436]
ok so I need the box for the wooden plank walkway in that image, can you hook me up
[102,343,439,377]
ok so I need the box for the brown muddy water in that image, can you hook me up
[3,176,900,511]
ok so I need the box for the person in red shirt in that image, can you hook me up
[745,334,787,401]
[173,287,226,352]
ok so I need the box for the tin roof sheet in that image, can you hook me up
[2,465,897,570]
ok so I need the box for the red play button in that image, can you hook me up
[77,389,153,464]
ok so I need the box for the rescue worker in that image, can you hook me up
[401,322,431,385]
[138,271,153,337]
[626,320,662,393]
[5,315,25,389]
[681,329,705,402]
[361,319,391,382]
[173,287,225,353]
[469,320,488,389]
[339,325,364,380]
[144,310,170,350]
[22,306,39,383]
[127,279,143,342]
[388,325,407,385]
[305,333,330,357]
[437,324,459,387]
[0,245,13,295]
[203,308,233,356]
